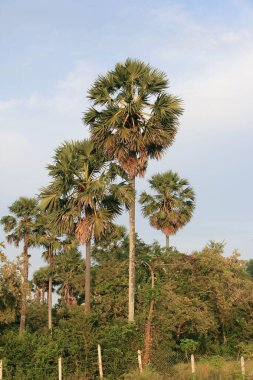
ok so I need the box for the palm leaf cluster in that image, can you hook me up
[140,171,195,244]
[84,58,183,177]
[1,197,39,248]
[40,139,132,243]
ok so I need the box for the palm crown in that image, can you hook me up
[1,197,38,248]
[40,139,132,243]
[84,58,183,177]
[140,171,195,246]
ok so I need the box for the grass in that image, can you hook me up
[123,358,253,380]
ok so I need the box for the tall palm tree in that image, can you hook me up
[84,58,183,321]
[40,139,132,313]
[139,171,195,248]
[0,197,39,334]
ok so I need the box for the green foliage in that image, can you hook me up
[54,247,84,305]
[199,355,225,368]
[237,342,253,358]
[245,259,253,279]
[0,197,39,247]
[179,339,199,357]
[40,139,132,242]
[0,251,22,325]
[1,239,253,378]
[139,171,195,243]
[84,58,183,178]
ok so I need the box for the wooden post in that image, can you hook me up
[191,354,195,375]
[0,360,2,380]
[241,356,245,379]
[138,350,143,373]
[58,356,62,380]
[98,344,103,379]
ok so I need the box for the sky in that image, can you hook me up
[0,0,253,273]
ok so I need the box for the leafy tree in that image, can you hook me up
[0,197,39,334]
[137,243,169,366]
[0,243,22,325]
[40,139,132,313]
[140,171,195,247]
[84,58,183,321]
[92,231,149,322]
[179,338,199,361]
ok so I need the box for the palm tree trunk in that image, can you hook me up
[85,241,91,313]
[48,248,53,330]
[143,269,155,366]
[128,175,136,322]
[166,235,170,248]
[20,234,29,335]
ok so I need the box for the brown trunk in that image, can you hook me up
[36,288,41,303]
[166,235,170,249]
[143,269,155,366]
[176,323,182,340]
[42,285,45,303]
[128,175,136,322]
[48,247,53,330]
[64,284,70,305]
[85,241,91,314]
[19,234,29,335]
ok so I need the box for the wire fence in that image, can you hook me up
[1,349,253,380]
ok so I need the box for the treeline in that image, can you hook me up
[1,237,253,379]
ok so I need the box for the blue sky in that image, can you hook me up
[1,0,253,271]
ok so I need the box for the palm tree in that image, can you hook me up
[84,58,183,321]
[139,171,195,248]
[34,213,63,330]
[33,267,50,304]
[0,197,39,334]
[40,139,132,313]
[54,247,84,306]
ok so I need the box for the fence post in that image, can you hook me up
[191,354,195,375]
[241,356,245,379]
[58,356,62,380]
[138,350,143,373]
[98,344,103,379]
[0,360,2,380]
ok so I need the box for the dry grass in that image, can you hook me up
[171,357,253,380]
[123,358,253,380]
